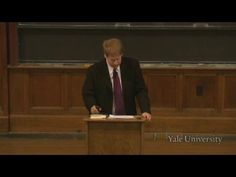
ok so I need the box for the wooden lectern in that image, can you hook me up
[84,118,145,155]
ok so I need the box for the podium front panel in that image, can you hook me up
[86,119,144,155]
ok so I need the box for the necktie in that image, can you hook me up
[113,69,126,115]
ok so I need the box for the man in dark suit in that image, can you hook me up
[82,38,151,120]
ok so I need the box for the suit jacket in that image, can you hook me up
[82,57,151,115]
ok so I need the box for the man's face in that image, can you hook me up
[105,54,122,69]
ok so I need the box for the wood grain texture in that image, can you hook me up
[86,119,144,155]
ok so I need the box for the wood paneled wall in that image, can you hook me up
[0,23,9,132]
[8,67,87,131]
[9,68,87,114]
[7,66,236,132]
[144,69,236,116]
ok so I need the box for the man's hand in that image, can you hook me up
[142,112,151,121]
[90,105,102,114]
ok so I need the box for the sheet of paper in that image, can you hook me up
[90,114,107,119]
[108,114,135,119]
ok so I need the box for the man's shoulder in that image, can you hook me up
[123,57,140,65]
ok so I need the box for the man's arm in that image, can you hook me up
[82,66,97,113]
[134,60,151,114]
